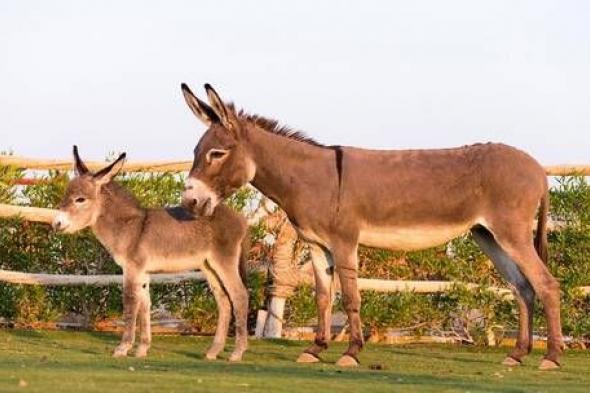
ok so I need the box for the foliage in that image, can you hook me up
[284,284,317,327]
[0,162,23,204]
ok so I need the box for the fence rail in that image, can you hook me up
[3,155,590,175]
[0,269,203,286]
[1,155,192,172]
[0,204,56,223]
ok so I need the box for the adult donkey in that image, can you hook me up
[179,83,562,370]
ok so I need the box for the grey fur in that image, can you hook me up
[54,147,249,361]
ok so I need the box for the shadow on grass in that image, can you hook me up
[0,355,530,393]
[7,328,45,339]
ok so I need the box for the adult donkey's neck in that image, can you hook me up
[91,182,145,257]
[244,124,340,228]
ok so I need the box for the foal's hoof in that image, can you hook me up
[135,345,149,358]
[538,358,560,371]
[296,352,320,363]
[228,352,243,362]
[335,355,359,368]
[502,356,521,367]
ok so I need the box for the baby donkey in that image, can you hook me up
[53,146,249,361]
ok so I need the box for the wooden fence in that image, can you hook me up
[2,154,590,339]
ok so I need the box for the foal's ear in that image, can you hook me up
[94,153,127,186]
[181,83,219,126]
[204,83,237,136]
[72,145,89,176]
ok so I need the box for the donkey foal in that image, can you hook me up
[53,146,249,361]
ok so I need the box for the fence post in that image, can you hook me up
[254,310,268,338]
[263,297,287,338]
[263,214,303,338]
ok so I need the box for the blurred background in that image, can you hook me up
[1,0,589,163]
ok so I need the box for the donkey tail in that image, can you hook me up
[535,190,549,264]
[239,233,251,287]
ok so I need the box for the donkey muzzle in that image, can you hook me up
[51,212,70,232]
[181,195,213,217]
[182,178,218,216]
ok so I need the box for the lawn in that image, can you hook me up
[0,330,588,393]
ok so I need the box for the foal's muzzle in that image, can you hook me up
[51,211,70,232]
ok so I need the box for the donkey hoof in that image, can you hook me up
[296,352,320,363]
[228,352,243,362]
[112,349,129,358]
[335,355,359,368]
[205,352,219,361]
[135,346,149,358]
[538,358,560,371]
[502,356,521,367]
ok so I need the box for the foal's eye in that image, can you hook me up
[75,197,86,204]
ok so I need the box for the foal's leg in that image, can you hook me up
[297,243,335,363]
[202,263,232,360]
[135,277,152,358]
[208,254,249,362]
[113,268,144,357]
[333,243,363,367]
[472,227,535,365]
[491,226,563,370]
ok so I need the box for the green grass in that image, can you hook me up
[0,330,589,392]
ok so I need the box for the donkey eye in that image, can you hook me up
[75,197,86,204]
[206,149,229,163]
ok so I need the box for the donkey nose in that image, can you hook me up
[52,220,62,231]
[181,195,198,210]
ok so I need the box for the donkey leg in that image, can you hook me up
[297,243,335,363]
[208,257,249,362]
[333,244,363,367]
[135,278,151,358]
[472,227,535,365]
[202,264,232,360]
[113,271,143,357]
[492,230,563,370]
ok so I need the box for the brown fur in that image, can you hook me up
[180,84,563,369]
[53,147,249,361]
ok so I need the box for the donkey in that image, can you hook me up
[178,83,563,370]
[52,146,249,361]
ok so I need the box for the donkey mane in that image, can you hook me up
[102,181,141,210]
[226,103,323,147]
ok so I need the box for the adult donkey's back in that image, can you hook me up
[180,83,562,370]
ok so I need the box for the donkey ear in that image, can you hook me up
[94,153,126,186]
[72,145,89,176]
[181,83,219,126]
[204,83,237,134]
